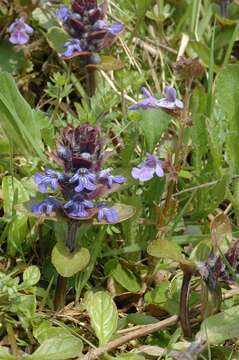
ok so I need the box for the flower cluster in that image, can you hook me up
[129,86,183,112]
[55,0,124,59]
[32,124,126,223]
[8,18,33,45]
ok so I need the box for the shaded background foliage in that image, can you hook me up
[1,0,239,359]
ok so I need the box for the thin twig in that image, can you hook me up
[78,315,178,360]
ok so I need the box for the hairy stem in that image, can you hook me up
[86,67,97,97]
[54,275,68,311]
[66,221,78,252]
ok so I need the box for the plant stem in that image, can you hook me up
[66,221,78,253]
[180,270,193,338]
[54,275,68,311]
[86,67,97,97]
[161,80,192,223]
[54,222,78,310]
[6,321,18,357]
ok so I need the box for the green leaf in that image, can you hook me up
[198,305,239,344]
[190,41,211,67]
[2,176,29,217]
[147,239,185,263]
[32,8,59,30]
[0,40,26,74]
[84,291,118,345]
[112,262,141,293]
[24,335,83,360]
[22,266,41,287]
[140,108,170,152]
[33,321,72,344]
[46,27,70,53]
[7,216,28,256]
[144,281,169,305]
[52,243,90,277]
[214,64,239,173]
[10,295,36,328]
[0,72,45,160]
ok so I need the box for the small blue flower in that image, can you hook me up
[129,87,183,111]
[98,169,126,188]
[64,198,94,218]
[157,86,184,110]
[69,168,96,192]
[33,169,63,193]
[63,39,82,57]
[55,6,72,22]
[92,20,108,30]
[32,198,60,215]
[8,18,33,45]
[97,204,118,223]
[107,22,124,35]
[129,87,160,110]
[131,154,164,182]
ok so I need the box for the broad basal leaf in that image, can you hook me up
[24,335,83,360]
[84,291,118,346]
[198,305,239,344]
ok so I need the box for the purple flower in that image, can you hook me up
[157,86,184,110]
[64,198,94,218]
[70,168,96,192]
[55,6,72,22]
[32,198,60,215]
[97,204,118,223]
[131,154,164,182]
[129,88,160,110]
[98,169,126,188]
[129,87,183,111]
[63,39,82,57]
[8,18,33,45]
[108,23,124,35]
[92,19,108,30]
[33,169,63,193]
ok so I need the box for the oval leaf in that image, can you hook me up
[25,335,83,360]
[52,243,90,277]
[112,262,141,293]
[22,266,41,287]
[46,27,70,53]
[147,239,185,263]
[84,291,118,346]
[198,305,239,344]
